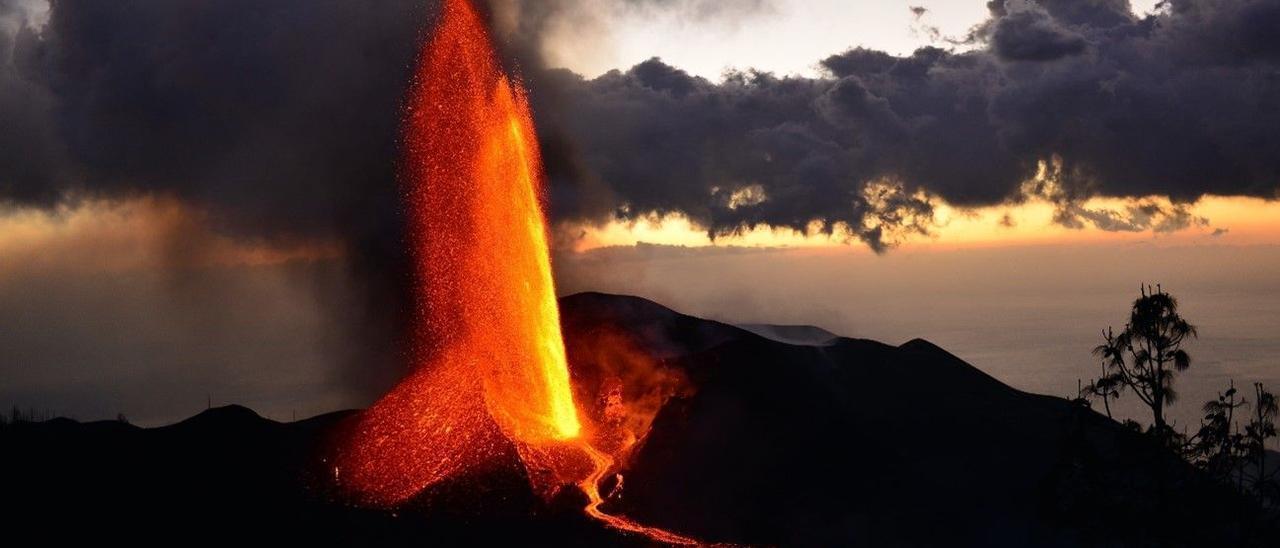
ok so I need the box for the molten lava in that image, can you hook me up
[336,0,699,544]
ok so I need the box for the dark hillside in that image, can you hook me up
[1,293,1274,546]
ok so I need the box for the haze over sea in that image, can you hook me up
[4,235,1276,443]
[558,242,1280,436]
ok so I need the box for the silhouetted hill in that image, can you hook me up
[560,294,1278,546]
[2,292,1275,546]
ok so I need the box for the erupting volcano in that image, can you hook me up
[335,0,697,543]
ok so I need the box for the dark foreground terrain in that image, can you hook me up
[2,293,1276,546]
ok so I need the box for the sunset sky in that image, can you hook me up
[561,194,1280,251]
[2,0,1279,426]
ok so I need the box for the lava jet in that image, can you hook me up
[333,0,697,543]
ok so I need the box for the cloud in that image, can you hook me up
[1018,158,1211,233]
[526,0,1280,251]
[5,0,1275,256]
[989,4,1088,61]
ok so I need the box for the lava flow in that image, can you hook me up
[335,0,698,544]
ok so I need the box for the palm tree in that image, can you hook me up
[1093,285,1197,441]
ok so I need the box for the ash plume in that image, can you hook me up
[0,0,434,396]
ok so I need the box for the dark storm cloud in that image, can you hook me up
[989,6,1088,61]
[527,0,1280,250]
[529,59,938,251]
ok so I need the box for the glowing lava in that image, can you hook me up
[579,444,702,545]
[336,0,699,544]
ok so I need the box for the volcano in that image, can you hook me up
[3,292,1276,546]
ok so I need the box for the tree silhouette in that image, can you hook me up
[1080,367,1123,420]
[1092,285,1197,443]
[1244,383,1278,503]
[1190,381,1248,483]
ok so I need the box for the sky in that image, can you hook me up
[538,0,995,80]
[544,0,1164,80]
[1,0,1279,428]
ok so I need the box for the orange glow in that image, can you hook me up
[0,196,342,278]
[563,327,700,544]
[579,443,701,545]
[335,1,700,543]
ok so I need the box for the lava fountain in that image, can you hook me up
[336,0,697,544]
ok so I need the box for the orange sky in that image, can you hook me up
[559,194,1280,254]
[1,192,1277,276]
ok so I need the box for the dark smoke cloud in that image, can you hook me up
[0,1,62,204]
[0,0,436,396]
[3,0,430,239]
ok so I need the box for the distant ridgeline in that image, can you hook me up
[2,292,1277,546]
